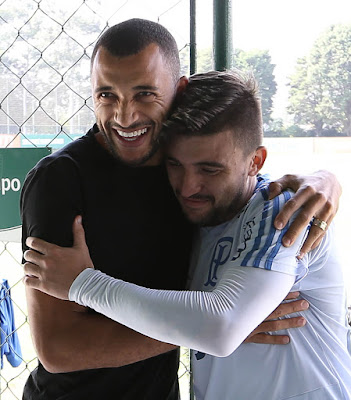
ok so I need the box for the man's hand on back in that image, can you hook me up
[269,170,341,257]
[23,216,93,300]
[244,291,309,345]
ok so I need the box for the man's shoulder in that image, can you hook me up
[221,175,296,253]
[29,127,99,176]
[225,175,307,277]
[248,175,294,216]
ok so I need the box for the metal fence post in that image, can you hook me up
[213,0,233,71]
[190,0,197,75]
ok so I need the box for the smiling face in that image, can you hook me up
[91,44,185,166]
[166,130,266,226]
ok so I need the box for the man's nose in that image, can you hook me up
[179,171,202,198]
[114,101,138,128]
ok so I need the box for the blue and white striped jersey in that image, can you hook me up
[191,176,351,400]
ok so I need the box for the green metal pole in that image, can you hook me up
[190,0,197,75]
[213,0,232,71]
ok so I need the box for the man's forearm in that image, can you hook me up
[26,288,176,373]
[51,314,176,373]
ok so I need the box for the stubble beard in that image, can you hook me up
[182,188,246,227]
[97,120,163,167]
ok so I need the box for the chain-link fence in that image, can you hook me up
[0,1,194,398]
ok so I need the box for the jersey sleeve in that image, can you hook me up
[231,188,308,282]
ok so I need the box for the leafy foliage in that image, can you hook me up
[233,49,277,126]
[288,24,351,136]
[182,47,277,127]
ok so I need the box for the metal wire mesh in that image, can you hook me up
[0,1,192,398]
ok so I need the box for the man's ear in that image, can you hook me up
[176,76,188,97]
[249,146,267,176]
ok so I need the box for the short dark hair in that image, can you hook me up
[91,18,180,82]
[164,70,263,154]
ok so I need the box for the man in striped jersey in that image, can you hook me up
[24,70,351,399]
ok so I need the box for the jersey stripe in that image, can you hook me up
[264,191,293,269]
[241,190,292,270]
[253,195,280,269]
[240,192,270,267]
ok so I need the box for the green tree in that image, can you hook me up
[288,57,324,136]
[233,49,277,126]
[288,24,351,136]
[183,47,277,126]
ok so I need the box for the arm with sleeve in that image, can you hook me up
[70,188,306,357]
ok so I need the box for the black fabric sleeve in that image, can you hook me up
[20,157,83,258]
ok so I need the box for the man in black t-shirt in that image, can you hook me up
[21,19,341,400]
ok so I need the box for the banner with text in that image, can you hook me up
[0,148,52,241]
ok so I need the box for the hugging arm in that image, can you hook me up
[21,162,175,374]
[24,215,308,352]
[68,266,296,356]
[270,170,341,255]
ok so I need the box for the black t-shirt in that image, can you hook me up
[21,125,192,400]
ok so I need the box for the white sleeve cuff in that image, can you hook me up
[69,268,102,304]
